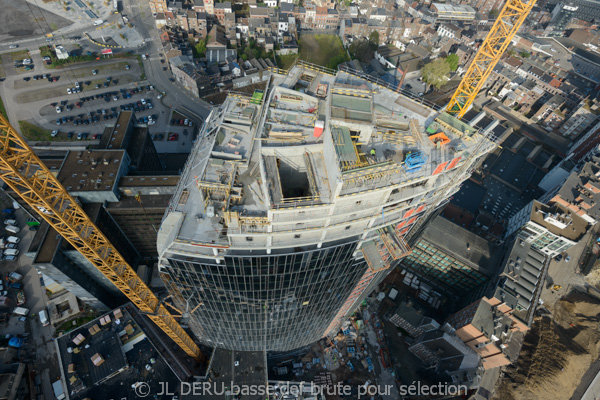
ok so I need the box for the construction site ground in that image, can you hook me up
[492,290,600,400]
[268,293,412,399]
[490,226,600,400]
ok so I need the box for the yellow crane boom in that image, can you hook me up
[0,114,203,362]
[446,0,536,118]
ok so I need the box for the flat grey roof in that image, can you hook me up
[421,216,504,275]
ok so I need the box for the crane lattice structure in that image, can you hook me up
[446,0,536,119]
[0,114,203,362]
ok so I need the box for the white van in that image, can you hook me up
[13,307,29,316]
[5,225,20,234]
[4,249,19,256]
[4,219,17,226]
[39,310,49,326]
[7,236,20,244]
[93,19,104,26]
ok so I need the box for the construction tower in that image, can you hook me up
[0,114,203,362]
[446,0,537,118]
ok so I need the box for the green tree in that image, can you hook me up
[421,58,451,89]
[195,36,208,58]
[445,53,459,72]
[349,38,375,63]
[488,8,499,19]
[519,51,530,58]
[369,31,380,48]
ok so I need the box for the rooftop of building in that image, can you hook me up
[106,193,173,210]
[495,239,546,323]
[56,306,181,400]
[530,199,589,241]
[118,175,180,187]
[56,150,125,193]
[431,3,476,13]
[553,156,600,220]
[159,64,497,256]
[393,301,426,327]
[98,111,133,149]
[420,216,503,275]
[204,348,266,400]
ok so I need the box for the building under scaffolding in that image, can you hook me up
[157,63,499,353]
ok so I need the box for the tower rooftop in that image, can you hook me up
[159,65,496,254]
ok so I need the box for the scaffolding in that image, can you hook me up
[195,163,242,212]
[362,226,411,272]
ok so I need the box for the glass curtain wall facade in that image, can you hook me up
[166,240,369,351]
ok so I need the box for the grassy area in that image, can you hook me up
[296,34,349,70]
[8,50,30,61]
[39,46,99,69]
[137,55,146,80]
[55,313,97,334]
[276,54,298,70]
[18,121,53,141]
[0,95,6,120]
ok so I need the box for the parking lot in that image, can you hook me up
[1,53,201,153]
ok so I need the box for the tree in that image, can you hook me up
[369,31,380,48]
[445,53,459,72]
[488,9,499,19]
[194,36,208,58]
[519,51,530,58]
[349,38,375,63]
[421,58,451,89]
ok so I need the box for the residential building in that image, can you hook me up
[559,101,598,138]
[157,65,498,352]
[532,94,566,131]
[214,2,232,24]
[431,3,476,21]
[548,156,600,224]
[172,64,211,97]
[447,296,529,369]
[149,0,168,14]
[438,23,462,40]
[506,200,589,257]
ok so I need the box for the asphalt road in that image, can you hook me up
[0,205,58,400]
[1,0,213,129]
[123,0,213,120]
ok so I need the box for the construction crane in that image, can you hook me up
[446,0,537,119]
[0,114,203,362]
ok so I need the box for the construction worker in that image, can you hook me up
[370,148,376,157]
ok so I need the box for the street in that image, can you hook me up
[0,203,57,400]
[0,0,213,139]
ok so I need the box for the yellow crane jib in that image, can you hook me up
[446,0,537,119]
[0,115,203,362]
